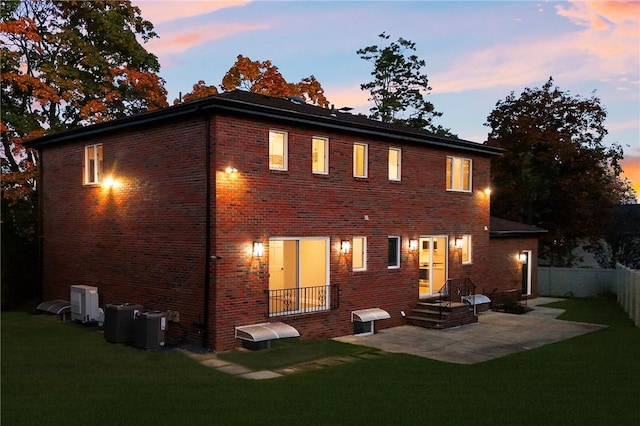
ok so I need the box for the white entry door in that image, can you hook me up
[418,236,448,298]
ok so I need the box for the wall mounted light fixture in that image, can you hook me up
[409,239,419,251]
[253,241,264,257]
[341,240,351,254]
[484,187,492,196]
[519,251,527,264]
[225,166,238,174]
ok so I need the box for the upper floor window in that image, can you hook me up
[446,156,472,192]
[353,143,368,178]
[312,136,328,174]
[352,236,367,271]
[269,130,288,171]
[388,236,400,269]
[84,144,103,185]
[388,147,401,181]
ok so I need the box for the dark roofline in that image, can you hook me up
[24,91,503,157]
[489,216,548,238]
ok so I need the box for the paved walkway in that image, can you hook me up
[181,298,606,378]
[334,297,606,364]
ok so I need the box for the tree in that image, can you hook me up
[486,77,636,266]
[1,0,168,307]
[357,32,450,135]
[178,55,329,107]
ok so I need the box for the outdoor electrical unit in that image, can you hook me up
[70,285,104,324]
[133,311,166,350]
[104,303,144,343]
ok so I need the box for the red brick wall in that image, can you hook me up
[41,118,209,340]
[39,111,503,351]
[486,237,540,299]
[210,114,495,350]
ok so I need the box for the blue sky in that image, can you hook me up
[132,0,640,195]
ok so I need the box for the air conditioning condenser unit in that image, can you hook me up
[70,285,104,324]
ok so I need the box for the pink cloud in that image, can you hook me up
[431,0,639,94]
[132,0,251,25]
[145,22,269,57]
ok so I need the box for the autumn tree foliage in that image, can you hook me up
[486,77,636,267]
[179,55,329,107]
[358,33,450,135]
[1,0,167,307]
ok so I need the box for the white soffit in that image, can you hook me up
[351,308,391,323]
[235,322,300,342]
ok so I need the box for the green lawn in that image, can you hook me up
[2,298,639,425]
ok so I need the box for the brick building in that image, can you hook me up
[26,91,543,351]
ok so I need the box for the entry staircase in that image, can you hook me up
[404,278,479,329]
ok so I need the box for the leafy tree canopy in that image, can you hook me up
[177,55,329,107]
[486,77,636,266]
[357,32,451,135]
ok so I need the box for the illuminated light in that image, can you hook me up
[225,166,238,174]
[253,241,264,257]
[341,240,351,254]
[519,252,527,263]
[455,237,464,249]
[484,188,492,196]
[102,175,121,189]
[409,239,419,251]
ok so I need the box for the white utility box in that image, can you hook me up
[70,285,104,324]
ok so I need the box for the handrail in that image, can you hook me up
[266,284,339,317]
[437,278,476,306]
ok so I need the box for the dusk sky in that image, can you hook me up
[132,0,640,197]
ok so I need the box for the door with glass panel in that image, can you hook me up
[418,236,448,298]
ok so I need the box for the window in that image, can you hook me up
[446,156,472,192]
[388,236,400,269]
[268,238,330,315]
[269,130,288,170]
[84,144,103,184]
[312,136,328,174]
[352,237,367,271]
[353,143,368,178]
[388,147,401,181]
[460,235,472,264]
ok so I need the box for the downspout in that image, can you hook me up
[202,113,213,350]
[36,150,44,303]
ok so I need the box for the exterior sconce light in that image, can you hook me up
[409,239,419,251]
[341,240,351,254]
[253,241,264,257]
[102,175,122,189]
[519,252,527,263]
[225,166,238,174]
[455,237,464,249]
[484,187,492,196]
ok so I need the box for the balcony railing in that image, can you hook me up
[266,284,339,317]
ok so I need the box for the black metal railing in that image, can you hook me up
[437,277,476,306]
[266,284,339,317]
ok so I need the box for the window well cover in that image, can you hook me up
[351,308,391,322]
[235,322,300,342]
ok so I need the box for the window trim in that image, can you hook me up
[269,130,288,171]
[446,156,472,192]
[388,147,402,181]
[84,143,103,185]
[312,136,329,175]
[387,236,401,269]
[353,143,368,178]
[352,236,367,272]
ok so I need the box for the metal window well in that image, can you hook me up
[133,311,166,350]
[104,303,143,343]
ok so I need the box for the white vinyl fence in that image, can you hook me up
[538,264,640,327]
[616,264,640,327]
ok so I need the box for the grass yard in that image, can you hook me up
[2,298,639,425]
